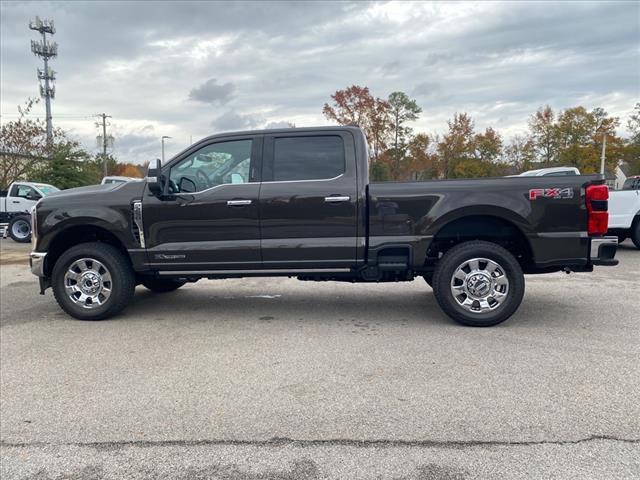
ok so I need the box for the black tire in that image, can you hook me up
[422,274,433,288]
[141,278,186,293]
[51,242,135,320]
[631,219,640,250]
[432,241,525,327]
[8,215,31,243]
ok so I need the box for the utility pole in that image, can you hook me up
[29,17,57,147]
[600,132,607,175]
[95,114,113,177]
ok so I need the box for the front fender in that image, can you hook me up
[37,206,132,251]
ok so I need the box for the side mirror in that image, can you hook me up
[146,159,163,196]
[26,192,42,201]
[178,177,197,193]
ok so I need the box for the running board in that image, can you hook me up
[158,268,351,276]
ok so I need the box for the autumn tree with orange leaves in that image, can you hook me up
[322,85,392,161]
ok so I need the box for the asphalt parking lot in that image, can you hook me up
[1,238,639,479]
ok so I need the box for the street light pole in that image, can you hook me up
[161,135,171,163]
[600,132,607,175]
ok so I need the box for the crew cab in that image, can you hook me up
[29,127,618,326]
[1,181,59,242]
[608,175,640,248]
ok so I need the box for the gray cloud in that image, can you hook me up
[412,81,442,99]
[211,111,261,132]
[1,1,638,163]
[189,78,235,105]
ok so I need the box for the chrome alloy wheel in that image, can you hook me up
[450,257,509,314]
[64,258,112,309]
[11,219,30,240]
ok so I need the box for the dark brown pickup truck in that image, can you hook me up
[30,126,618,326]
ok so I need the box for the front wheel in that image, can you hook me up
[432,241,525,327]
[8,215,31,243]
[51,242,135,320]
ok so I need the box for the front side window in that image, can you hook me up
[272,136,344,181]
[169,139,253,193]
[13,185,37,198]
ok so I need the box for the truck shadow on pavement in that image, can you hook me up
[124,284,456,327]
[120,281,575,329]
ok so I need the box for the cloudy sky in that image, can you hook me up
[1,1,639,164]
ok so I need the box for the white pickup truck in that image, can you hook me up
[608,176,640,248]
[1,181,59,242]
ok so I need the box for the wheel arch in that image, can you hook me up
[43,224,131,277]
[427,211,535,271]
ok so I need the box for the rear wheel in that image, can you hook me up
[141,278,186,293]
[8,215,31,243]
[432,241,525,327]
[52,242,135,320]
[631,220,640,250]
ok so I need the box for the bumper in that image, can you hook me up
[30,251,47,276]
[590,237,618,266]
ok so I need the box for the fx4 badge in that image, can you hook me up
[529,188,574,200]
[154,254,186,260]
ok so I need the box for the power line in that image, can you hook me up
[0,113,93,118]
[29,16,57,146]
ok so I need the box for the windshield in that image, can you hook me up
[36,185,60,196]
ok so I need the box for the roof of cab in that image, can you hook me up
[199,125,363,141]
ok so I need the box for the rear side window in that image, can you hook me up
[622,178,639,190]
[272,136,344,181]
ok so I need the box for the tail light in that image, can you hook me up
[586,184,608,236]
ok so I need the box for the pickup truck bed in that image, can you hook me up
[368,175,605,274]
[28,126,618,326]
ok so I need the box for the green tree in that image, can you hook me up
[31,141,95,189]
[628,103,640,144]
[387,91,422,179]
[504,135,536,173]
[473,127,503,163]
[0,98,48,188]
[528,106,558,166]
[370,158,391,181]
[437,113,475,178]
[555,106,620,173]
[624,103,640,175]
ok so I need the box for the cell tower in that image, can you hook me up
[29,16,57,146]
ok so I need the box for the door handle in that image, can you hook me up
[12,201,20,204]
[324,195,350,203]
[227,199,252,206]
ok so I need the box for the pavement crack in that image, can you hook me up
[2,435,639,450]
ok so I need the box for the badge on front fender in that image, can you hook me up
[529,188,574,200]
